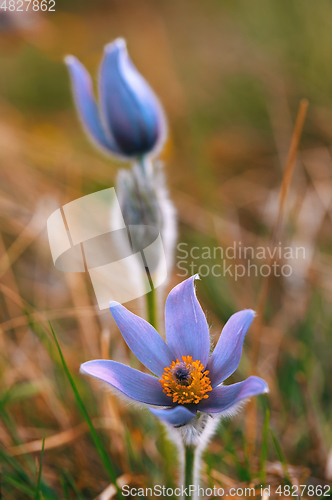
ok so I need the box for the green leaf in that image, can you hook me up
[49,322,124,500]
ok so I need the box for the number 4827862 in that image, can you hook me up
[0,0,55,11]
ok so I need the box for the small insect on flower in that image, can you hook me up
[65,38,166,160]
[81,275,268,427]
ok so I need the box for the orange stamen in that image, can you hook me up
[159,355,212,405]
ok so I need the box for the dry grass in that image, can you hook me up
[0,0,332,498]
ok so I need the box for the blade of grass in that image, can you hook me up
[0,410,35,472]
[34,436,45,500]
[4,474,35,497]
[0,447,31,485]
[59,476,70,500]
[226,435,249,481]
[61,470,86,500]
[0,450,57,500]
[270,430,291,485]
[217,425,249,480]
[26,313,59,366]
[242,433,251,482]
[49,322,124,500]
[259,408,270,485]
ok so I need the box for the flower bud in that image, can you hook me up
[65,38,167,159]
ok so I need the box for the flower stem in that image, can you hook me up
[146,287,158,330]
[184,444,195,498]
[136,155,159,330]
[137,154,150,179]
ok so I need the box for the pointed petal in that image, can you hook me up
[99,38,166,157]
[165,275,210,366]
[206,310,255,387]
[65,55,121,156]
[81,360,172,406]
[109,301,174,377]
[198,376,268,413]
[149,406,196,426]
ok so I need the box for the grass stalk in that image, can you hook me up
[49,322,124,500]
[246,99,308,454]
[251,98,309,367]
[270,430,291,485]
[34,436,45,500]
[259,408,270,485]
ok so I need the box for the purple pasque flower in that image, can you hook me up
[81,275,268,427]
[65,38,166,160]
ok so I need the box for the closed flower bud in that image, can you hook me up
[115,157,177,276]
[65,38,167,160]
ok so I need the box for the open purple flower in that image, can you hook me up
[81,276,268,427]
[65,38,166,160]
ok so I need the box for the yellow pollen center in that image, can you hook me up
[159,355,212,405]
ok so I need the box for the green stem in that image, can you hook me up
[184,444,195,498]
[146,287,158,330]
[138,154,159,331]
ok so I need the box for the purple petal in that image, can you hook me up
[81,360,172,406]
[149,406,196,426]
[198,376,268,413]
[165,275,210,366]
[206,310,255,387]
[99,38,166,157]
[109,301,174,377]
[65,55,121,156]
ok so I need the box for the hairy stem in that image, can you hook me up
[184,444,196,498]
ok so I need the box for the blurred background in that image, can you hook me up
[0,0,332,498]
